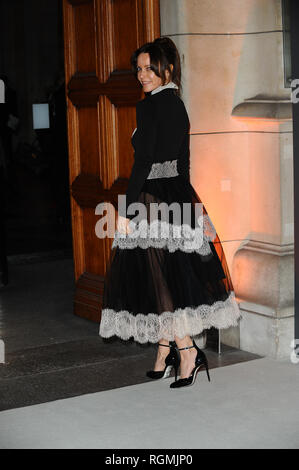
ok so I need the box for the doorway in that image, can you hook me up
[0,0,72,269]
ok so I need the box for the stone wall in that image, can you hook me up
[160,0,294,358]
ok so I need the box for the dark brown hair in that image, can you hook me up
[130,36,182,97]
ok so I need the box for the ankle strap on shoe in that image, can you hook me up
[158,343,171,348]
[177,345,195,351]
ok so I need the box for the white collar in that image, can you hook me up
[151,81,178,95]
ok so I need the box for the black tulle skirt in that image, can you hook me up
[99,168,241,344]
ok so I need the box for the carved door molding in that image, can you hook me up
[62,0,160,321]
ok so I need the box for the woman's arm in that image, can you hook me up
[120,99,157,219]
[177,130,190,183]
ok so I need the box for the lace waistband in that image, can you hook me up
[147,159,179,179]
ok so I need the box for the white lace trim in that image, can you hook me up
[151,81,179,95]
[99,291,241,344]
[112,215,216,254]
[147,159,179,179]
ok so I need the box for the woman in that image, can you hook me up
[99,37,241,388]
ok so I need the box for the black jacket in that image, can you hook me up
[123,88,190,218]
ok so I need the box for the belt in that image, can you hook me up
[147,159,179,179]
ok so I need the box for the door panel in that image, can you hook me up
[63,0,160,321]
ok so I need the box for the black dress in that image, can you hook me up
[99,84,241,344]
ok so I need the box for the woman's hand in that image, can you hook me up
[117,215,132,235]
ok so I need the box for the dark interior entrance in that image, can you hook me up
[0,0,72,285]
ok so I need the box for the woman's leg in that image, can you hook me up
[153,335,198,378]
[174,335,197,379]
[153,338,170,371]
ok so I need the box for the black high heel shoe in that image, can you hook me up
[170,339,211,388]
[146,342,180,381]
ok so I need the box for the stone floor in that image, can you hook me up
[1,356,297,449]
[0,253,262,411]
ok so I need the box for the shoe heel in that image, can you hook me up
[146,342,179,380]
[165,344,180,381]
[162,365,173,379]
[173,363,179,381]
[204,361,211,382]
[192,340,211,383]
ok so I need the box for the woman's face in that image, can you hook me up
[137,52,170,93]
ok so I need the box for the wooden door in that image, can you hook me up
[62,0,161,321]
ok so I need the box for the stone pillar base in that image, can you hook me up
[220,240,294,360]
[221,302,294,359]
